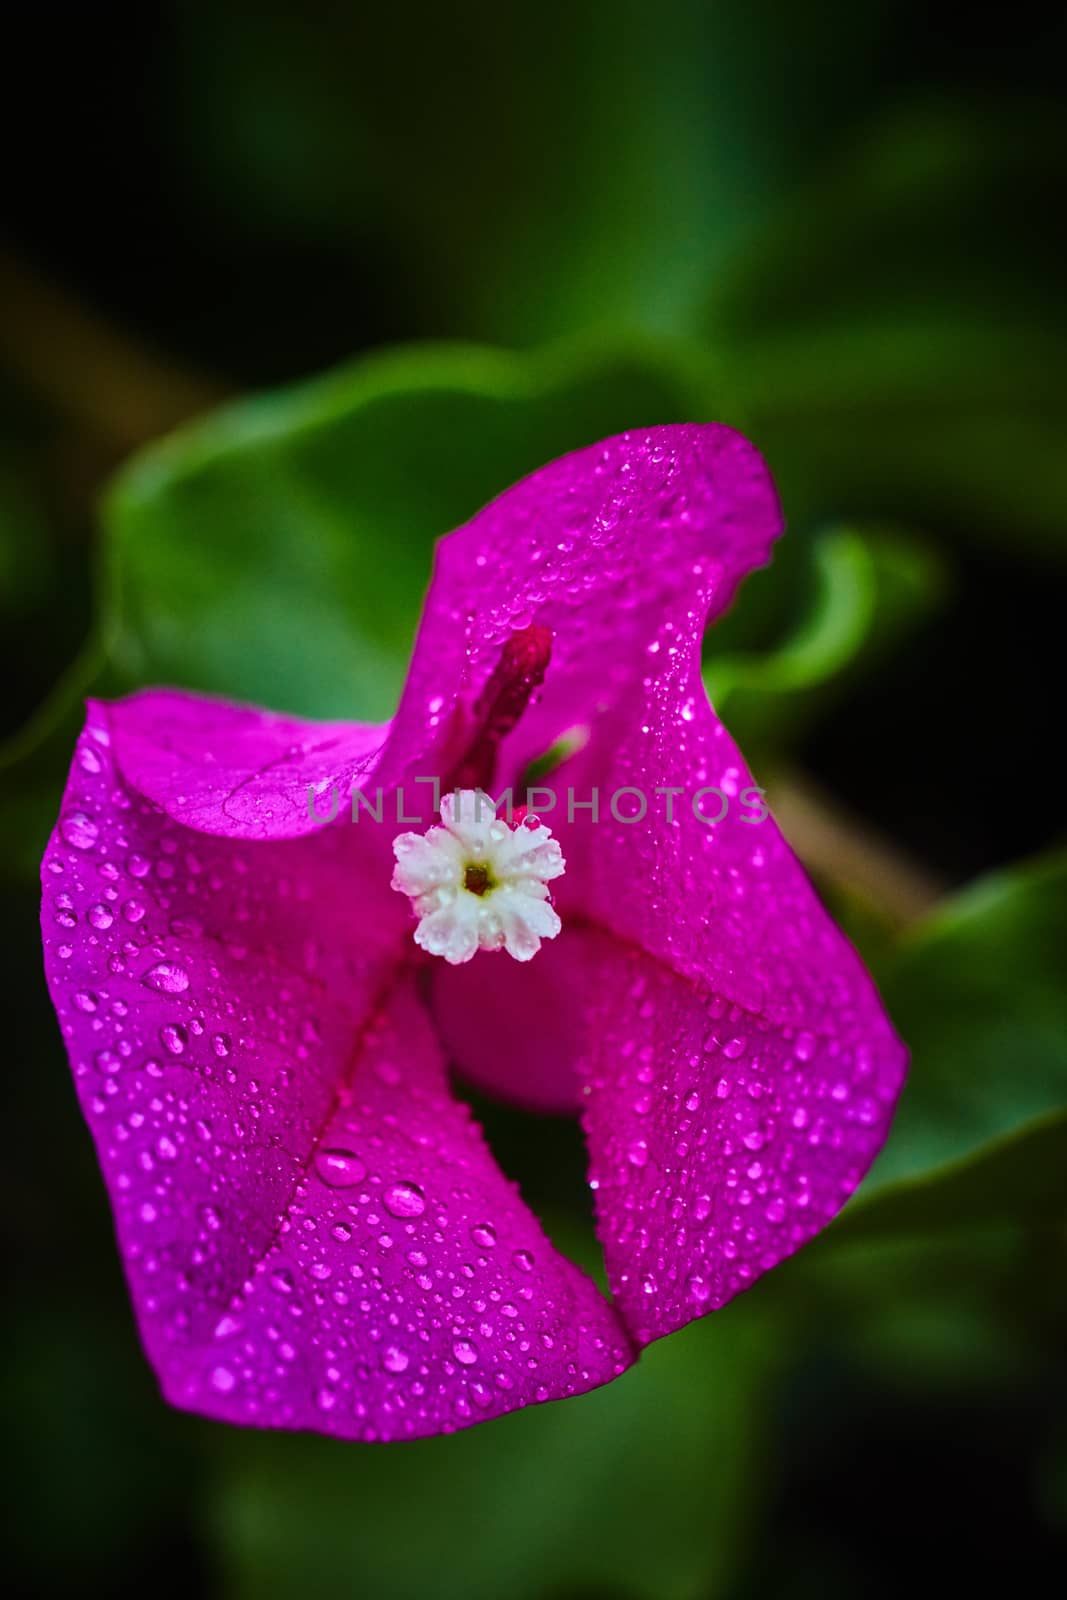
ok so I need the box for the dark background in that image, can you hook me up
[2,4,1065,1596]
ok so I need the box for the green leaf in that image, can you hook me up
[209,1303,778,1600]
[704,523,943,754]
[97,337,710,720]
[0,334,709,876]
[836,854,1067,1238]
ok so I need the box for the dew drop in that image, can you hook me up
[384,1181,426,1219]
[143,962,190,994]
[314,1148,367,1189]
[54,896,77,928]
[61,813,99,851]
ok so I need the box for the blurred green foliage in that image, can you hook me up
[2,2,1065,1597]
[211,1309,779,1600]
[841,854,1067,1233]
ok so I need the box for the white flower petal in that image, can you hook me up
[493,888,562,961]
[392,792,567,964]
[439,789,503,854]
[390,827,465,896]
[412,900,482,965]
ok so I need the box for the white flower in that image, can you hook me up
[391,790,565,965]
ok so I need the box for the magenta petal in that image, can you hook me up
[43,704,630,1438]
[42,705,391,1408]
[389,424,783,785]
[108,688,389,839]
[555,464,906,1341]
[580,939,905,1343]
[390,423,904,1326]
[429,928,597,1113]
[181,974,631,1439]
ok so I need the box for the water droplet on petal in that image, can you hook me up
[61,813,99,851]
[383,1181,426,1218]
[143,962,190,994]
[452,1336,478,1366]
[314,1148,367,1189]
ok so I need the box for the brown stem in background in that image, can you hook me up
[766,769,947,928]
[0,249,227,455]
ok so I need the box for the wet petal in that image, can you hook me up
[579,931,905,1344]
[429,928,596,1113]
[108,687,391,840]
[388,424,782,787]
[177,974,632,1440]
[41,707,395,1414]
[44,705,630,1438]
[400,423,906,1319]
